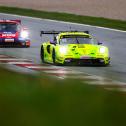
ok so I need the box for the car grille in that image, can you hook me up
[64,58,105,65]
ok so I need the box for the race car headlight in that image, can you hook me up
[99,47,106,53]
[20,31,28,38]
[59,47,67,54]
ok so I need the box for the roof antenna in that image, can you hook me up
[69,26,77,32]
[70,26,72,31]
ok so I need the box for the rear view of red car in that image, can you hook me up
[0,20,30,47]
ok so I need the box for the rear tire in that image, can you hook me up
[40,46,45,63]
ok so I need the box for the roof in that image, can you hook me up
[0,20,21,24]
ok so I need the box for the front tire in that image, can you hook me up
[25,45,30,48]
[40,46,45,63]
[52,49,56,64]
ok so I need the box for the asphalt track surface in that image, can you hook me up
[0,13,126,83]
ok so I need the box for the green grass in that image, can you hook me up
[0,67,126,126]
[0,6,126,31]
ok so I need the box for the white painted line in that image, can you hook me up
[44,70,83,74]
[56,75,92,80]
[84,80,113,85]
[26,65,62,69]
[84,80,126,85]
[110,81,126,86]
[0,55,11,58]
[7,62,33,64]
[0,13,126,33]
[0,58,32,61]
[67,75,108,80]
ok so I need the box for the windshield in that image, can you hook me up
[59,35,98,45]
[0,23,18,32]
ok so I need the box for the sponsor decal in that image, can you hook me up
[2,34,16,37]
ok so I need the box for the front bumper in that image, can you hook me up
[0,38,30,47]
[63,57,110,66]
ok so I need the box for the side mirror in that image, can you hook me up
[50,40,56,45]
[22,27,28,31]
[98,42,102,45]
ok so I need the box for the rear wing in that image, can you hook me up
[40,30,89,37]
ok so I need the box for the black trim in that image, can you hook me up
[40,30,89,36]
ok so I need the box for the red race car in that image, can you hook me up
[0,20,30,47]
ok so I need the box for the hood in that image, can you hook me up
[58,44,108,58]
[67,44,99,55]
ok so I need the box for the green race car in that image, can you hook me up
[40,31,110,66]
